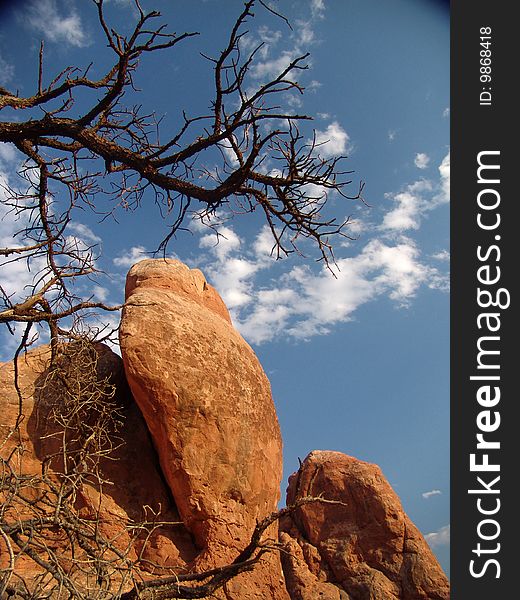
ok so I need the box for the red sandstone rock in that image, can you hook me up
[125,258,231,325]
[1,260,450,600]
[280,532,347,600]
[119,258,288,598]
[281,451,450,600]
[0,343,197,583]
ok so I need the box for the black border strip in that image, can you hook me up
[451,1,514,596]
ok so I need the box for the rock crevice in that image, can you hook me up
[1,259,449,599]
[119,259,288,598]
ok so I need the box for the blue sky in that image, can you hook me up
[0,0,450,574]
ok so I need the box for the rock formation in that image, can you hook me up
[0,343,198,584]
[0,259,449,599]
[119,259,288,598]
[280,451,450,600]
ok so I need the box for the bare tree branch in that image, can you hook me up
[0,2,363,596]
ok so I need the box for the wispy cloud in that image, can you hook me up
[24,0,89,47]
[0,53,15,87]
[250,48,297,81]
[1,164,119,358]
[310,0,326,19]
[425,524,450,548]
[0,170,44,303]
[314,121,351,158]
[0,143,18,166]
[241,0,347,158]
[381,152,450,233]
[248,5,320,82]
[437,152,450,203]
[113,245,149,268]
[431,250,450,262]
[68,222,102,244]
[414,153,430,170]
[190,148,449,345]
[196,226,446,345]
[422,489,442,499]
[381,180,432,232]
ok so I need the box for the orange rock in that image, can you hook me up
[0,343,197,586]
[120,258,288,598]
[1,260,449,600]
[281,451,450,600]
[125,258,231,324]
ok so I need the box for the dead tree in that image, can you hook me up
[0,0,362,348]
[0,1,360,597]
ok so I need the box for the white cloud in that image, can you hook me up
[437,152,450,203]
[196,220,444,344]
[414,153,430,170]
[422,489,442,499]
[345,218,366,237]
[425,525,450,548]
[431,250,450,262]
[295,19,317,47]
[190,146,449,345]
[251,49,297,80]
[236,290,296,344]
[340,216,369,248]
[113,246,149,268]
[0,54,14,87]
[0,143,18,166]
[285,92,303,108]
[68,222,102,244]
[310,0,326,19]
[257,25,283,47]
[199,226,241,261]
[25,0,88,47]
[382,152,450,233]
[82,309,122,355]
[219,139,240,167]
[92,285,110,303]
[253,225,277,259]
[382,191,420,231]
[207,257,258,309]
[198,226,263,310]
[0,170,46,303]
[314,121,350,158]
[1,171,108,312]
[249,8,320,82]
[307,79,322,92]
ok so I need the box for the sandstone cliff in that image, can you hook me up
[281,451,450,600]
[119,259,288,598]
[0,259,449,599]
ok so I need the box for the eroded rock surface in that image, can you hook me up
[1,259,449,600]
[119,258,288,598]
[280,451,450,600]
[0,343,197,585]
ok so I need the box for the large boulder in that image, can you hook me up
[119,258,288,598]
[1,259,449,600]
[0,343,197,588]
[280,451,450,600]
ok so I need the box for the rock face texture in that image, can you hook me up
[119,259,287,597]
[280,451,450,600]
[1,259,449,599]
[0,344,198,581]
